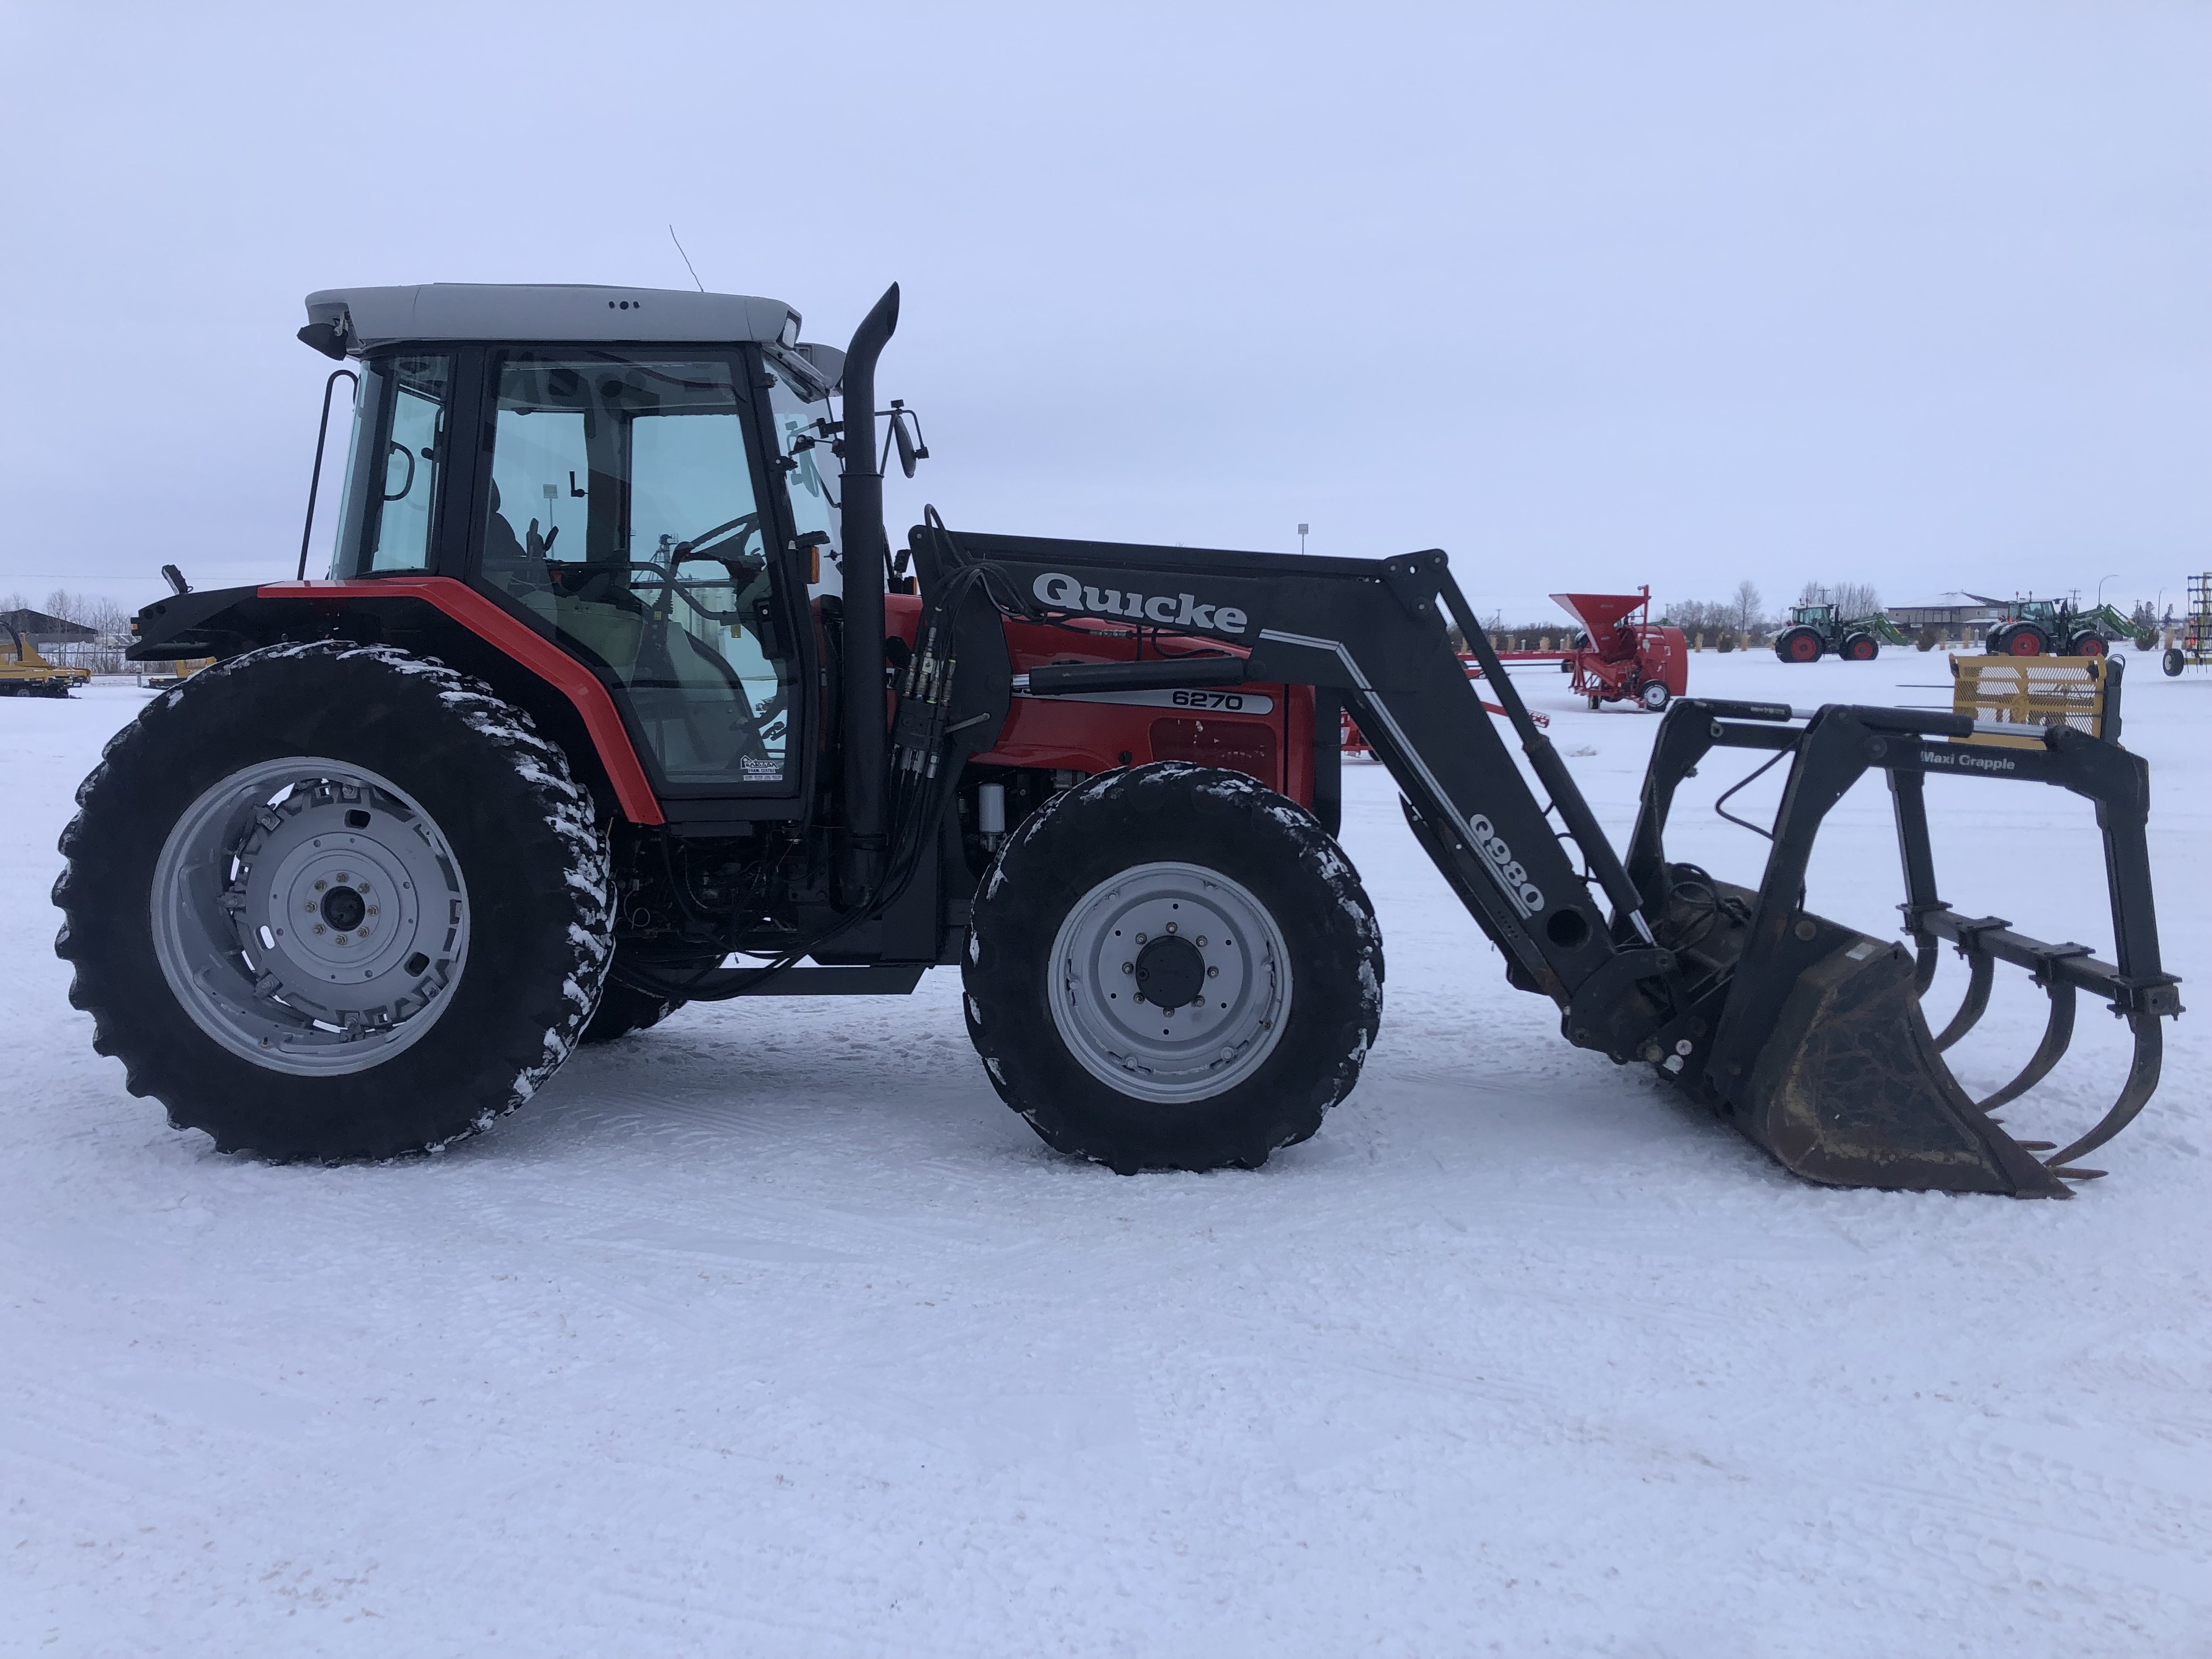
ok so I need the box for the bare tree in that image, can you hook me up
[37,589,132,674]
[1797,579,1881,620]
[1729,580,1763,639]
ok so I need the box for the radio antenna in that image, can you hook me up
[668,225,706,292]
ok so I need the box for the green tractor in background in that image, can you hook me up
[1971,594,2134,658]
[1773,602,1910,663]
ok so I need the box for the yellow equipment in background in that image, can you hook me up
[142,657,216,691]
[1951,652,2120,748]
[0,622,92,698]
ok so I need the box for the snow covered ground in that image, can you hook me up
[4,651,2206,1656]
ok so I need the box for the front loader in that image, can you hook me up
[56,280,2181,1194]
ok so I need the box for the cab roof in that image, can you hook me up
[303,283,803,353]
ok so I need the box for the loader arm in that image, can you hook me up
[922,529,1666,1031]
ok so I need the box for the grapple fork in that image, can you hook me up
[1622,681,2181,1196]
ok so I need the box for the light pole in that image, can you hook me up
[2096,572,2120,608]
[1296,523,1308,555]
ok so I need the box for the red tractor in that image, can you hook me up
[54,280,2180,1199]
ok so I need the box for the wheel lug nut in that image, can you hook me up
[1207,966,1218,978]
[1135,933,1147,944]
[1195,936,1207,947]
[313,879,326,891]
[313,924,326,934]
[1165,922,1177,934]
[1121,962,1132,973]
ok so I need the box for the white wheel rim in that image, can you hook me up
[1047,860,1293,1105]
[150,757,470,1076]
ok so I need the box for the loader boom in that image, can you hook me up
[926,531,1651,1011]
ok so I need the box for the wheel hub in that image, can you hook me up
[151,758,470,1076]
[1133,933,1207,1007]
[1048,860,1293,1104]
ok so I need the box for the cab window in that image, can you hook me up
[478,351,797,790]
[332,354,451,576]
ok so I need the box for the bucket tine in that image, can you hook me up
[1931,917,2007,1052]
[1909,930,1942,996]
[2043,1011,2164,1171]
[1976,955,2085,1113]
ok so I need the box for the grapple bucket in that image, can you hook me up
[1620,669,2180,1197]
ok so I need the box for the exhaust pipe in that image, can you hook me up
[838,283,901,898]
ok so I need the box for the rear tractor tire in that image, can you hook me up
[55,641,614,1160]
[963,763,1383,1174]
[1776,628,1822,663]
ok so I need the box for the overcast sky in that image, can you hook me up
[2,1,2204,624]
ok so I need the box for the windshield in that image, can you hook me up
[764,356,842,594]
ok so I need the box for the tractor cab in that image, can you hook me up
[312,285,846,817]
[1790,603,1834,627]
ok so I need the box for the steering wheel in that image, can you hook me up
[648,513,769,625]
[547,513,769,624]
[671,510,763,564]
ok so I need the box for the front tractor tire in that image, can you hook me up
[1842,632,1878,661]
[963,764,1384,1174]
[55,642,614,1160]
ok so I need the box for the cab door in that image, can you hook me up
[472,348,811,814]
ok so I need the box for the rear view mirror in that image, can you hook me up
[881,400,929,479]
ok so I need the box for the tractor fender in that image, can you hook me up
[260,580,663,822]
[131,578,661,824]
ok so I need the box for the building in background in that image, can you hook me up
[1887,592,2002,644]
[0,610,97,655]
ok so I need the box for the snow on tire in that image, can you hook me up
[54,641,613,1160]
[963,763,1383,1173]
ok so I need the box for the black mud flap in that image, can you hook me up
[1731,936,2070,1198]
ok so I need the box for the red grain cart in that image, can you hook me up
[1552,588,1687,711]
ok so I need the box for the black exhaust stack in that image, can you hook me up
[838,283,900,898]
